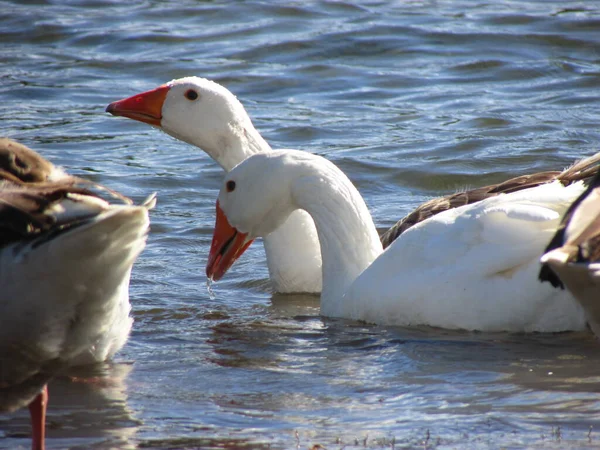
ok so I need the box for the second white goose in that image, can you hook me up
[206,150,597,332]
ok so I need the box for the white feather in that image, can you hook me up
[218,151,587,332]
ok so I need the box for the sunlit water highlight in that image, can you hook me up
[1,1,600,448]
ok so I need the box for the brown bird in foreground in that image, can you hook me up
[0,138,155,450]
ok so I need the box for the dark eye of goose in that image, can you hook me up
[226,180,236,192]
[184,89,199,101]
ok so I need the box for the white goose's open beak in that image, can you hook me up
[206,200,254,281]
[106,84,170,127]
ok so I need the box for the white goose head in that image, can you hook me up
[206,151,305,280]
[106,76,271,171]
[206,150,382,296]
[107,77,325,295]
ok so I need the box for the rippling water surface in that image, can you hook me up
[2,1,600,448]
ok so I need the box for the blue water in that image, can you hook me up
[2,1,600,448]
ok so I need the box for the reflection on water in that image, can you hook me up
[204,317,600,448]
[1,0,600,448]
[0,363,137,449]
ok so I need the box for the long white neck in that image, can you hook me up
[199,122,324,293]
[217,122,272,172]
[191,123,271,172]
[291,159,383,311]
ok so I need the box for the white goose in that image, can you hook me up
[0,138,154,450]
[106,77,323,294]
[205,150,600,332]
[106,76,599,299]
[540,170,600,337]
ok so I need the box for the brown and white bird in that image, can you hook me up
[0,138,154,450]
[540,168,600,337]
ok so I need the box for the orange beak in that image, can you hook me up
[105,84,170,126]
[206,200,254,281]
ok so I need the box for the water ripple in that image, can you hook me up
[2,0,600,448]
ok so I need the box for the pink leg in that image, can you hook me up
[28,385,48,450]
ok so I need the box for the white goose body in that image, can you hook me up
[208,150,587,332]
[107,77,322,293]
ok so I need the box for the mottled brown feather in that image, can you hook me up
[0,138,131,248]
[539,168,600,288]
[0,137,55,184]
[381,153,600,248]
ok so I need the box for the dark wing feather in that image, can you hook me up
[0,138,137,248]
[0,182,94,247]
[0,137,55,183]
[539,168,600,288]
[381,153,600,249]
[380,171,561,248]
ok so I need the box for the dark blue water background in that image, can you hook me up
[2,1,600,448]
